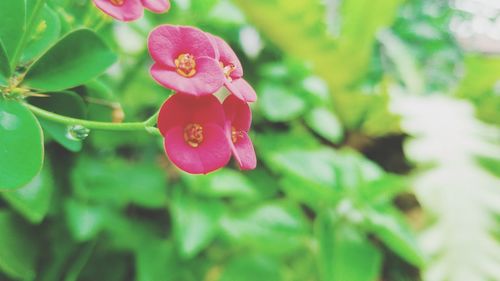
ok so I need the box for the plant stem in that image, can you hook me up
[10,0,47,71]
[25,103,161,136]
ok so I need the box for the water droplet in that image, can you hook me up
[66,125,90,141]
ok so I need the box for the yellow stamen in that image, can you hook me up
[231,126,243,143]
[175,53,197,78]
[110,0,125,6]
[184,123,204,148]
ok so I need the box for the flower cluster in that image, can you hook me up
[93,0,170,22]
[150,25,257,174]
[90,0,257,174]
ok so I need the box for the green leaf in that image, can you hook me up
[256,129,320,159]
[171,189,223,258]
[456,55,500,125]
[456,55,500,100]
[220,203,306,254]
[270,148,338,189]
[0,73,7,87]
[29,91,86,152]
[37,224,77,281]
[2,160,53,224]
[305,107,344,144]
[101,212,163,252]
[235,0,401,91]
[259,82,306,122]
[22,4,61,63]
[235,0,402,136]
[219,254,281,281]
[360,174,408,203]
[0,98,44,190]
[63,241,96,281]
[279,175,337,209]
[183,169,257,199]
[71,157,168,208]
[335,89,401,136]
[268,148,341,208]
[332,149,385,190]
[134,240,177,281]
[317,212,382,281]
[0,211,38,281]
[85,79,118,101]
[0,41,10,78]
[0,0,26,59]
[23,29,117,91]
[190,0,218,14]
[64,199,106,242]
[366,206,424,267]
[476,155,500,178]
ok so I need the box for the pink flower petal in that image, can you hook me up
[148,25,218,69]
[157,94,191,136]
[158,94,226,136]
[191,95,226,127]
[223,94,251,132]
[150,57,225,96]
[93,0,144,22]
[225,78,257,103]
[209,34,243,78]
[230,132,257,170]
[141,0,170,13]
[164,124,231,174]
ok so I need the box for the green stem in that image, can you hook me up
[25,103,161,136]
[10,0,47,71]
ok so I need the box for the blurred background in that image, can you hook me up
[1,0,499,280]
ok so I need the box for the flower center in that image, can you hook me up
[110,0,125,6]
[220,62,236,81]
[175,53,197,78]
[184,123,204,148]
[231,126,243,143]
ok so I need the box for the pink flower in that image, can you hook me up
[223,95,257,170]
[148,25,225,96]
[93,0,170,22]
[209,34,257,103]
[158,93,231,174]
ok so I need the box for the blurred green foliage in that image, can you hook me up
[0,0,499,280]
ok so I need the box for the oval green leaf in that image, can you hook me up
[220,203,306,255]
[317,212,382,281]
[64,199,105,242]
[259,82,306,122]
[171,188,223,258]
[22,5,62,63]
[0,41,10,78]
[183,169,257,199]
[23,29,117,91]
[366,206,424,267]
[2,159,54,224]
[0,98,44,190]
[71,157,168,208]
[305,107,344,144]
[0,0,26,59]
